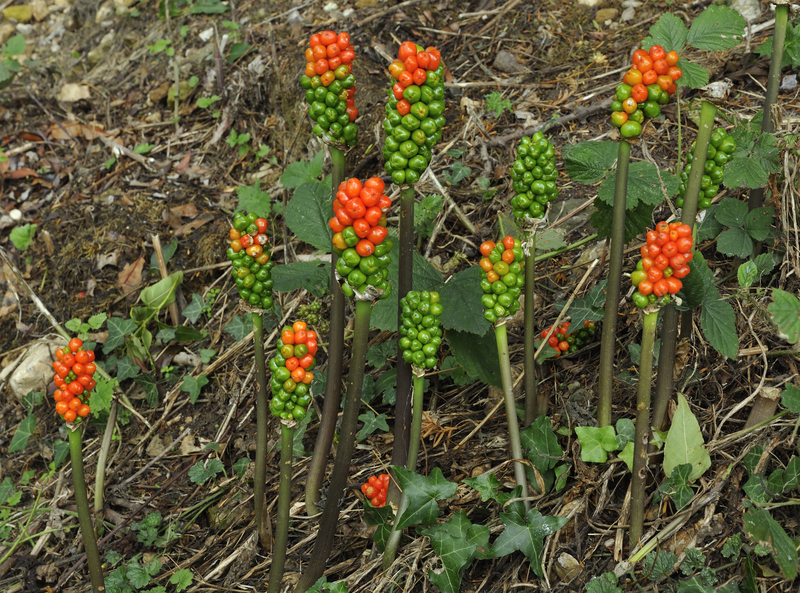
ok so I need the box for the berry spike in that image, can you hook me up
[53,338,96,423]
[228,212,275,311]
[630,221,693,308]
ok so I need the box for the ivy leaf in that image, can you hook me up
[182,294,205,324]
[188,458,225,485]
[285,181,332,252]
[116,356,141,382]
[357,411,389,441]
[272,260,330,297]
[134,373,160,407]
[664,393,711,481]
[233,458,250,478]
[687,5,745,51]
[597,161,678,209]
[743,508,798,579]
[490,508,568,577]
[440,266,490,336]
[591,200,656,243]
[446,329,501,388]
[463,473,502,502]
[235,181,271,218]
[669,463,695,509]
[8,414,35,453]
[420,511,489,593]
[562,141,618,184]
[782,385,800,414]
[618,442,634,472]
[675,59,708,89]
[224,314,253,341]
[393,466,457,530]
[724,127,780,189]
[554,280,607,327]
[280,150,324,189]
[641,12,688,53]
[181,374,209,404]
[104,318,137,353]
[520,415,563,473]
[574,426,618,463]
[701,299,738,359]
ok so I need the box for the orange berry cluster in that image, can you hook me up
[539,320,597,357]
[630,221,694,308]
[270,322,318,422]
[52,338,95,423]
[388,41,442,98]
[361,473,390,507]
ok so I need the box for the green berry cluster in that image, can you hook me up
[678,127,736,211]
[398,291,443,368]
[509,132,558,221]
[269,323,317,422]
[228,212,275,311]
[479,236,525,324]
[297,301,328,335]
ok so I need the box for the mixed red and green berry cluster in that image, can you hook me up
[479,236,525,324]
[611,46,682,138]
[228,212,275,310]
[509,132,558,221]
[399,291,443,369]
[383,42,446,186]
[630,221,694,308]
[52,338,96,423]
[301,31,358,146]
[361,473,390,508]
[330,177,393,299]
[540,320,597,357]
[678,127,737,210]
[269,322,318,421]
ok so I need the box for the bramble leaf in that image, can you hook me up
[597,161,678,210]
[562,141,618,184]
[687,5,745,51]
[641,12,688,53]
[446,329,502,388]
[440,266,490,336]
[285,181,333,252]
[280,150,323,189]
[675,59,709,89]
[520,415,563,473]
[8,414,34,453]
[701,298,738,359]
[272,260,330,297]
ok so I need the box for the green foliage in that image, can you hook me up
[463,472,502,502]
[743,508,798,579]
[444,162,471,186]
[783,384,800,414]
[686,6,746,51]
[0,34,25,87]
[414,194,443,239]
[357,411,389,441]
[420,511,490,593]
[663,393,711,482]
[366,342,396,369]
[554,280,607,328]
[440,267,490,336]
[189,0,228,14]
[485,91,513,118]
[597,162,679,210]
[105,554,163,593]
[236,181,271,218]
[285,181,333,252]
[681,547,707,575]
[134,143,153,155]
[181,294,205,324]
[370,251,442,331]
[280,150,324,189]
[188,458,225,485]
[446,329,501,388]
[132,511,163,547]
[9,224,37,251]
[169,569,193,592]
[644,549,678,581]
[89,374,116,414]
[135,373,159,407]
[272,261,330,297]
[439,355,478,387]
[676,59,709,89]
[724,125,781,190]
[641,12,688,53]
[8,414,34,453]
[574,426,618,463]
[393,467,457,530]
[592,201,656,243]
[233,457,250,478]
[713,198,775,259]
[180,374,209,404]
[563,141,618,184]
[585,573,622,593]
[224,314,252,341]
[721,533,742,560]
[490,507,569,577]
[756,20,800,69]
[308,577,349,593]
[65,313,107,340]
[656,463,694,510]
[769,289,800,344]
[737,253,777,288]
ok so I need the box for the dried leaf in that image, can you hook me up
[8,168,38,179]
[174,214,213,237]
[118,256,145,293]
[170,203,198,218]
[56,84,91,103]
[96,251,119,270]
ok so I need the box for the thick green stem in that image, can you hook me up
[597,139,631,427]
[94,400,117,532]
[629,310,658,547]
[268,424,295,593]
[306,146,347,517]
[294,299,372,593]
[652,101,717,432]
[383,371,425,568]
[390,186,416,503]
[68,426,104,593]
[749,4,788,210]
[253,312,271,549]
[495,321,530,513]
[524,235,543,425]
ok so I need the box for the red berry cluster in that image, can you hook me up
[361,473,390,507]
[630,221,694,307]
[52,338,96,423]
[329,177,391,256]
[388,41,442,99]
[304,32,356,118]
[540,320,597,357]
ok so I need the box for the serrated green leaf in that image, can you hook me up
[89,374,116,413]
[554,279,607,327]
[520,416,563,473]
[642,12,689,53]
[744,207,775,241]
[463,473,501,502]
[586,573,622,593]
[644,549,679,581]
[182,294,205,324]
[224,314,252,341]
[717,227,753,258]
[738,261,758,288]
[140,271,183,310]
[365,342,396,369]
[490,508,568,576]
[676,250,716,310]
[782,385,800,414]
[394,466,457,529]
[271,260,330,297]
[440,266,490,336]
[664,393,711,481]
[743,508,798,579]
[285,181,333,252]
[724,129,780,189]
[446,329,501,388]
[170,569,194,592]
[88,313,107,330]
[126,558,153,589]
[562,141,618,184]
[675,59,709,89]
[701,298,738,359]
[591,200,656,243]
[65,318,82,332]
[687,5,745,51]
[235,181,271,218]
[188,458,224,484]
[357,410,389,441]
[597,161,678,209]
[3,35,25,56]
[280,151,324,189]
[181,374,209,404]
[770,289,800,344]
[421,511,489,593]
[696,204,723,241]
[575,426,618,463]
[9,415,34,452]
[9,224,37,251]
[715,197,747,228]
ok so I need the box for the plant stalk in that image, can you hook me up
[252,312,271,549]
[94,399,117,531]
[524,234,543,425]
[383,371,425,568]
[749,3,788,211]
[295,299,372,593]
[629,309,658,547]
[268,423,295,593]
[495,321,530,513]
[68,425,104,593]
[390,186,416,503]
[597,139,631,427]
[305,145,347,517]
[652,100,717,432]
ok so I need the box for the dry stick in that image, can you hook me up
[117,427,192,489]
[424,165,478,235]
[355,0,424,26]
[151,234,180,326]
[94,400,118,529]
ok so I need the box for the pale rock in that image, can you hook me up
[621,7,635,22]
[113,0,137,8]
[2,5,33,23]
[198,27,213,42]
[554,553,582,582]
[56,82,90,101]
[730,0,760,22]
[6,341,65,400]
[577,0,602,6]
[30,0,48,21]
[94,0,113,24]
[15,23,33,36]
[781,73,797,91]
[594,8,618,23]
[493,49,525,74]
[0,23,16,45]
[53,0,71,8]
[87,30,114,67]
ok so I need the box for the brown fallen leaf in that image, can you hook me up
[174,152,192,174]
[174,213,214,237]
[118,256,145,293]
[170,203,198,218]
[7,168,38,179]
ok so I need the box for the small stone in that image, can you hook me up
[0,23,16,44]
[620,7,635,21]
[94,0,113,24]
[6,341,65,400]
[729,0,760,22]
[15,23,32,36]
[56,83,90,102]
[87,30,114,67]
[113,0,137,7]
[594,8,618,23]
[30,0,48,20]
[148,80,171,103]
[493,50,525,74]
[554,553,582,582]
[781,74,797,91]
[577,0,602,6]
[2,5,33,23]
